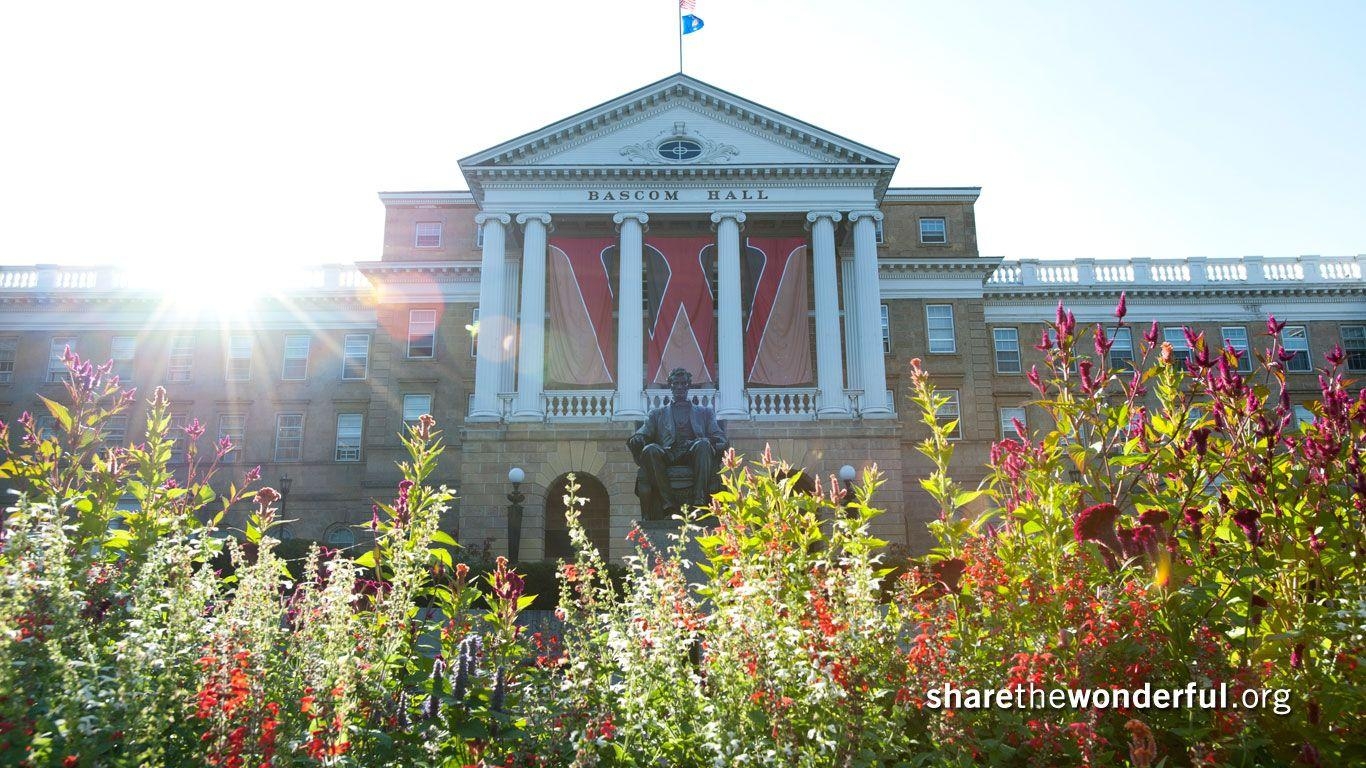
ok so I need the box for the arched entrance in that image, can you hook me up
[545,473,611,561]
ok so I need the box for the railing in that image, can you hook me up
[746,388,818,420]
[0,264,371,293]
[643,389,717,411]
[543,390,615,420]
[986,255,1364,290]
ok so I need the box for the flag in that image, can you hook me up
[681,14,704,34]
[680,0,696,9]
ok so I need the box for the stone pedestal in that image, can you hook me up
[637,518,708,582]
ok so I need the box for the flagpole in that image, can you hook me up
[677,6,684,73]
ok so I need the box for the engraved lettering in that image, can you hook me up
[588,191,599,200]
[708,190,720,200]
[665,191,678,201]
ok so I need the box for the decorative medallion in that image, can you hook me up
[620,121,738,164]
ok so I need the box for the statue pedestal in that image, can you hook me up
[637,518,708,583]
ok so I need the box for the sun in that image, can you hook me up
[129,261,316,323]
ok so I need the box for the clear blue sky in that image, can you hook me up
[2,0,1362,276]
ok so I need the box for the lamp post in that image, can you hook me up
[279,474,293,518]
[838,465,856,517]
[506,467,525,564]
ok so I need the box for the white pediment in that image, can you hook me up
[459,75,897,178]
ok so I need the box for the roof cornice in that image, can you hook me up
[884,187,982,203]
[378,191,475,206]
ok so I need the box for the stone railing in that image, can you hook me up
[986,255,1363,291]
[746,388,818,420]
[0,264,370,293]
[643,389,718,411]
[543,390,615,420]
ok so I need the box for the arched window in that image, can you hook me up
[545,473,611,561]
[325,524,357,550]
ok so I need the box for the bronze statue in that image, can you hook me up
[627,367,728,518]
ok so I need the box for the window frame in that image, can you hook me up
[992,327,1021,373]
[402,394,432,426]
[218,414,246,464]
[168,414,191,464]
[999,406,1027,439]
[225,335,252,382]
[918,217,947,245]
[874,218,885,244]
[104,414,129,446]
[110,336,136,382]
[341,334,370,380]
[1220,326,1253,373]
[470,308,480,358]
[168,335,194,383]
[926,304,956,354]
[880,304,891,354]
[407,309,437,359]
[414,221,443,249]
[1109,326,1134,369]
[334,413,363,463]
[1162,327,1192,365]
[47,337,77,384]
[1343,325,1366,372]
[273,413,305,463]
[933,389,962,441]
[1283,326,1311,373]
[282,334,310,381]
[0,336,16,384]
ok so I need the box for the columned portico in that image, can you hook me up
[710,211,748,419]
[470,212,511,421]
[613,212,648,420]
[849,210,892,417]
[806,211,847,416]
[510,212,552,422]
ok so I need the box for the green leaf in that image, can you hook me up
[39,396,73,433]
[354,550,378,568]
[431,530,459,548]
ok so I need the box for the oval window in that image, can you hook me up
[657,139,703,161]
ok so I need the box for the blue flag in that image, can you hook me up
[682,14,704,34]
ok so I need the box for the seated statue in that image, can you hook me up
[627,367,729,519]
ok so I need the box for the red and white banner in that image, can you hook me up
[546,237,616,387]
[644,236,717,385]
[743,237,812,385]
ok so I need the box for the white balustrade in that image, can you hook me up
[987,255,1362,293]
[0,269,38,288]
[643,389,717,411]
[746,388,819,420]
[543,390,615,421]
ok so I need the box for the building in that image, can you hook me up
[2,74,1362,557]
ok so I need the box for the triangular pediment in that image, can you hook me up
[459,74,897,190]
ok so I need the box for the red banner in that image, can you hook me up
[546,237,616,387]
[644,236,717,385]
[743,237,812,385]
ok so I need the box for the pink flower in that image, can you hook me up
[1232,507,1263,547]
[253,487,282,508]
[1325,345,1345,366]
[184,417,206,441]
[1074,503,1122,552]
[1143,320,1160,346]
[1114,291,1127,323]
[1027,365,1045,396]
[1267,315,1287,336]
[244,465,262,484]
[1034,328,1053,352]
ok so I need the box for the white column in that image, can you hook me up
[806,211,847,417]
[469,213,510,422]
[510,212,552,422]
[840,252,862,401]
[849,210,892,417]
[612,212,649,420]
[710,211,748,419]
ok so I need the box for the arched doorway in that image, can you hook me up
[545,473,611,561]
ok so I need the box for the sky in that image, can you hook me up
[2,0,1363,278]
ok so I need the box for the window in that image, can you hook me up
[993,328,1021,373]
[1292,405,1315,430]
[47,337,76,383]
[926,305,956,354]
[475,224,485,249]
[408,310,437,358]
[1109,327,1134,369]
[470,308,480,358]
[874,218,885,244]
[169,414,191,464]
[933,390,962,440]
[34,415,56,440]
[282,335,310,380]
[169,336,194,383]
[1344,326,1366,371]
[919,218,947,244]
[326,525,357,550]
[110,336,136,382]
[880,304,891,354]
[402,394,431,427]
[335,414,363,462]
[1163,328,1191,365]
[341,334,370,380]
[218,414,245,463]
[274,413,305,462]
[415,221,442,248]
[0,337,16,384]
[226,335,252,381]
[999,406,1027,439]
[104,415,129,446]
[1283,326,1311,373]
[1220,327,1253,373]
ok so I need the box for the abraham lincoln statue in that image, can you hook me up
[627,367,729,519]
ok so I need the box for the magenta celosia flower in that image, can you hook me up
[1074,503,1122,552]
[1325,345,1345,366]
[1027,365,1045,396]
[1114,291,1127,323]
[1267,315,1287,336]
[1034,328,1052,352]
[1094,324,1113,359]
[1232,508,1263,546]
[1078,360,1097,394]
[1138,509,1169,528]
[244,465,262,484]
[253,487,281,508]
[184,417,206,441]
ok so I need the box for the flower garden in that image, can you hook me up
[1,298,1363,767]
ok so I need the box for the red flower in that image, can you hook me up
[1232,508,1263,547]
[1073,503,1122,552]
[253,487,281,507]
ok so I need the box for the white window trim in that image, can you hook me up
[47,337,77,383]
[226,336,252,382]
[992,327,1021,373]
[918,217,947,245]
[0,336,18,384]
[414,221,442,249]
[341,334,370,380]
[999,406,1027,439]
[273,413,305,463]
[470,308,480,358]
[402,394,432,425]
[1109,327,1134,368]
[218,414,245,463]
[874,218,885,245]
[933,389,962,441]
[1283,326,1311,373]
[407,309,437,359]
[169,336,194,383]
[926,304,956,354]
[1342,325,1366,372]
[1220,326,1253,373]
[334,413,363,463]
[880,304,891,354]
[282,334,310,381]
